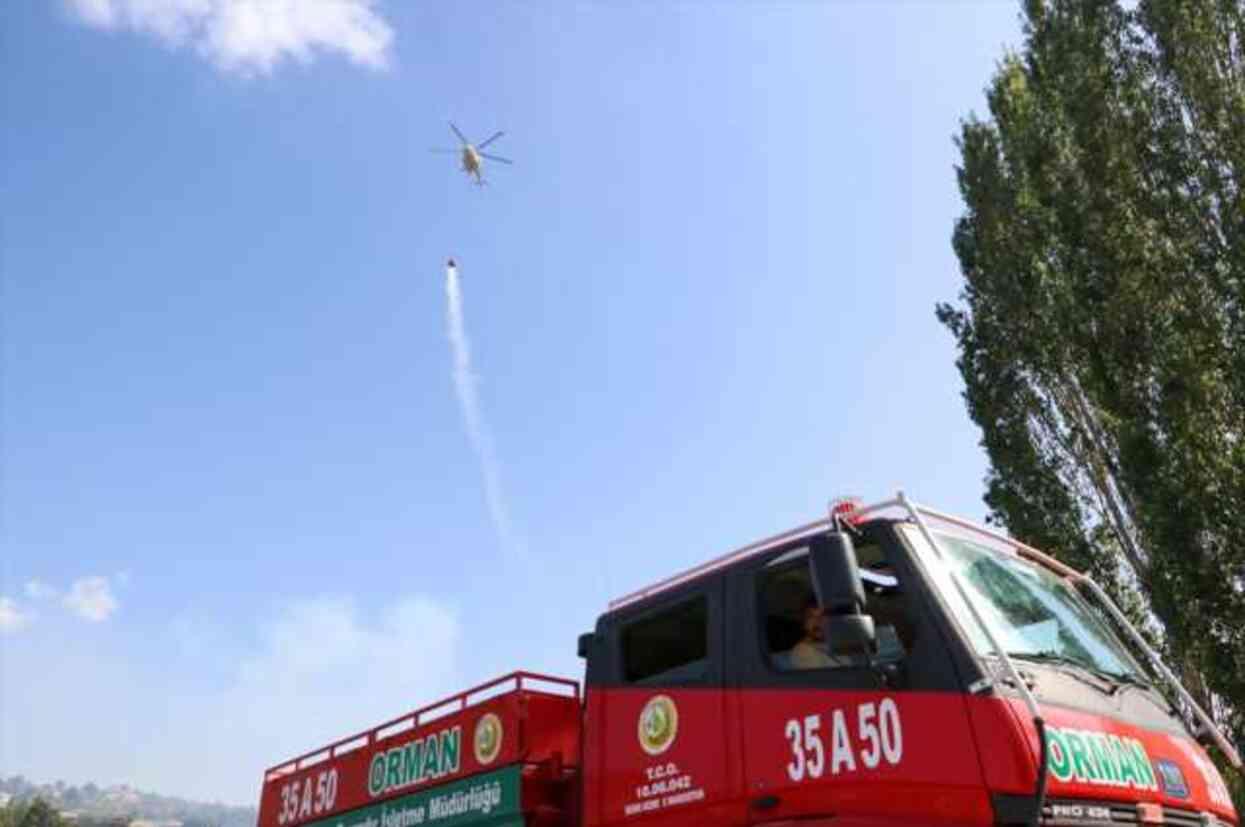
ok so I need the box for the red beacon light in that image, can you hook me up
[829,496,866,524]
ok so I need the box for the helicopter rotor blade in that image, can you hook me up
[448,122,468,144]
[477,131,505,149]
[480,152,513,165]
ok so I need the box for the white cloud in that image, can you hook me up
[64,0,395,74]
[70,0,118,26]
[24,579,57,600]
[63,576,120,622]
[196,595,462,800]
[0,597,30,633]
[0,592,463,804]
[237,595,459,689]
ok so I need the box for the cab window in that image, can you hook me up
[756,543,916,671]
[621,596,708,684]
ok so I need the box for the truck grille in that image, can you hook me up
[994,795,1229,827]
[1046,799,1228,826]
[1163,806,1220,827]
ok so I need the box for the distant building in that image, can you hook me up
[104,789,141,807]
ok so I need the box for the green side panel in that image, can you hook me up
[308,766,522,827]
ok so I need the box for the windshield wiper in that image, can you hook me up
[1099,670,1152,690]
[1003,651,1124,691]
[1099,670,1171,706]
[1011,653,1179,718]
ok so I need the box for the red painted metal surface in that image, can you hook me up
[736,688,993,826]
[581,686,1238,827]
[973,696,1239,823]
[253,675,1242,827]
[582,687,993,827]
[587,687,736,827]
[256,672,579,827]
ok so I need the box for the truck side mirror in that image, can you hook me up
[577,632,594,659]
[809,532,876,653]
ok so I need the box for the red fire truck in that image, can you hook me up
[257,494,1241,827]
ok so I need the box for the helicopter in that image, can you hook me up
[432,123,513,186]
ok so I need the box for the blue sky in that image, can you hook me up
[1,0,1021,805]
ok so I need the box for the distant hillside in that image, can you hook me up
[0,777,255,827]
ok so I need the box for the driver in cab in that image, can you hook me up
[788,598,854,669]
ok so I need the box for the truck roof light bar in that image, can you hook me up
[829,496,865,523]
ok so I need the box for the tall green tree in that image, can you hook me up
[0,801,30,827]
[17,800,65,827]
[938,0,1244,805]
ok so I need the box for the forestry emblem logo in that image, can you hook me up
[474,713,503,765]
[638,695,678,756]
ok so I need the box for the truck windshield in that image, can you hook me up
[910,527,1143,682]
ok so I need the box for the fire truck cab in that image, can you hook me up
[257,495,1241,827]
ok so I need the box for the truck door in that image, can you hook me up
[586,577,738,827]
[728,527,992,825]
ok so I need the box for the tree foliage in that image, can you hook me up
[4,800,66,827]
[939,0,1244,804]
[0,778,250,827]
[0,800,29,827]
